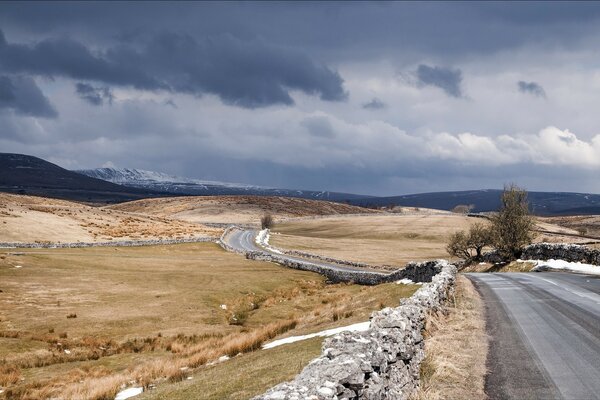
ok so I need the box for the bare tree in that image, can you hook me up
[446,222,493,261]
[451,204,475,214]
[261,213,274,229]
[490,184,535,259]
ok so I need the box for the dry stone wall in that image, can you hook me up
[521,242,600,265]
[0,236,217,249]
[254,262,457,400]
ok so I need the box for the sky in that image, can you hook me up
[2,2,600,196]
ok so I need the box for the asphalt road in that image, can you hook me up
[223,228,389,275]
[468,272,600,400]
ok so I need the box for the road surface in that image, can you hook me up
[223,228,389,275]
[468,272,600,400]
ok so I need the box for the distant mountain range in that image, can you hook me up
[76,167,371,201]
[0,153,160,203]
[348,189,600,216]
[2,153,600,215]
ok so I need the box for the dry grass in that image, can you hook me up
[461,260,536,273]
[0,193,219,243]
[108,195,377,225]
[0,243,417,399]
[271,214,477,266]
[415,275,488,400]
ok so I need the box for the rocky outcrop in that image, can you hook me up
[0,236,217,249]
[254,262,457,400]
[521,242,600,265]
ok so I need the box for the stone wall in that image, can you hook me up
[220,227,444,285]
[521,242,600,265]
[0,236,217,249]
[254,262,457,400]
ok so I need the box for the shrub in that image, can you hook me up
[490,184,535,259]
[260,213,273,229]
[451,204,475,214]
[446,222,493,261]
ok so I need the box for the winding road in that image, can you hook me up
[222,228,389,275]
[468,272,600,400]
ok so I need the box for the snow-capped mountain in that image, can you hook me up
[76,167,372,201]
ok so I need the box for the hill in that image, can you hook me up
[0,192,219,243]
[349,189,600,216]
[76,167,371,202]
[0,153,162,203]
[109,195,379,225]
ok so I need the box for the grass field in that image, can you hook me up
[109,195,377,225]
[0,193,219,243]
[0,243,417,399]
[270,213,477,266]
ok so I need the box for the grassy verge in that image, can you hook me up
[415,275,488,400]
[140,337,324,400]
[461,260,535,273]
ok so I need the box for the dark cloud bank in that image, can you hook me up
[0,29,347,108]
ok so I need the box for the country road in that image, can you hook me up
[468,272,600,400]
[223,228,389,275]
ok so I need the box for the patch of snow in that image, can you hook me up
[255,229,283,254]
[114,387,143,400]
[531,259,600,275]
[220,304,227,310]
[218,355,230,362]
[262,321,370,350]
[396,278,420,285]
[14,265,22,269]
[64,349,71,354]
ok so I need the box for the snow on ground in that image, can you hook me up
[14,265,22,268]
[529,259,600,275]
[395,278,422,285]
[262,321,370,350]
[255,229,283,254]
[114,387,143,400]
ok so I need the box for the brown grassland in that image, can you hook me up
[109,195,378,225]
[270,213,477,266]
[0,242,417,399]
[0,193,219,243]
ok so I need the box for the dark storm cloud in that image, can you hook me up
[6,2,600,63]
[518,81,546,98]
[75,82,114,106]
[416,65,463,98]
[362,98,386,110]
[0,29,347,108]
[0,75,57,117]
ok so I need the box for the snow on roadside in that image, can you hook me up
[114,387,143,400]
[529,259,600,275]
[255,229,283,254]
[262,321,370,350]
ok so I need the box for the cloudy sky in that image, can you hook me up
[2,2,600,196]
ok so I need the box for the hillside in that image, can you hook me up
[109,195,379,225]
[77,167,372,202]
[0,153,162,203]
[350,189,600,216]
[0,192,219,243]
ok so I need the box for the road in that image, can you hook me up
[468,272,600,400]
[223,228,389,275]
